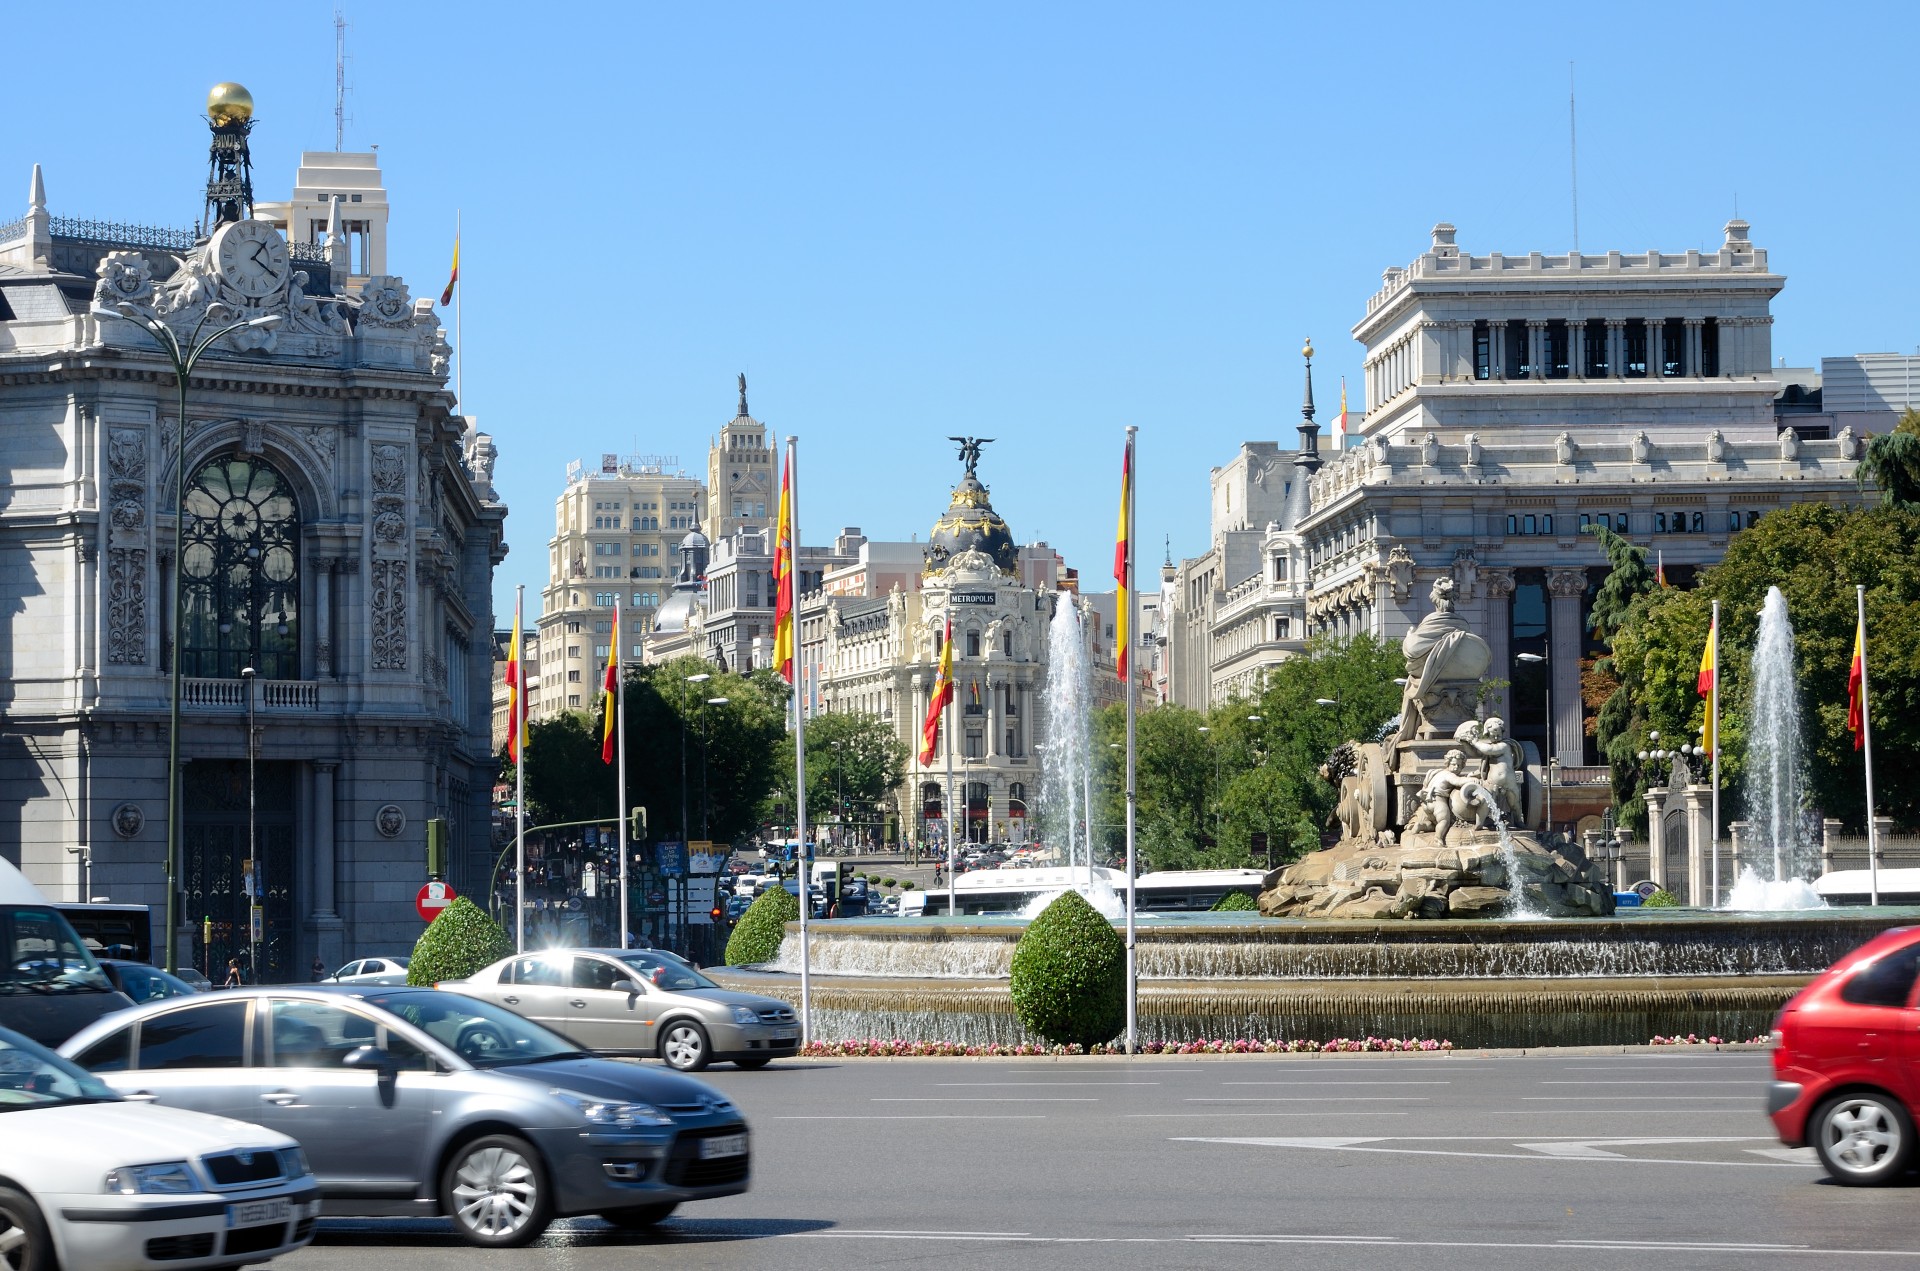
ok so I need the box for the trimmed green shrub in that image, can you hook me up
[407,897,513,986]
[881,877,897,890]
[901,881,916,891]
[1210,890,1258,912]
[1010,890,1125,1049]
[1641,889,1680,908]
[726,884,800,965]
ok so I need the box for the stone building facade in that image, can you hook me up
[0,138,505,974]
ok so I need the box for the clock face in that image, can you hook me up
[211,219,291,300]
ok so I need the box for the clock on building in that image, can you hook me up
[210,218,291,300]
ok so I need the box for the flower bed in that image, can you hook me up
[1648,1033,1770,1046]
[797,1036,1454,1058]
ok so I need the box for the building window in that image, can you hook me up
[1271,554,1288,582]
[180,454,301,680]
[1505,319,1530,378]
[1002,631,1012,656]
[1624,320,1649,377]
[567,670,581,683]
[1584,317,1609,377]
[1506,514,1518,536]
[1545,320,1569,379]
[1542,514,1553,535]
[1578,512,1591,529]
[568,694,581,707]
[966,630,981,657]
[1690,511,1705,533]
[1523,514,1536,535]
[1275,616,1290,640]
[1661,318,1686,377]
[1615,510,1629,532]
[593,591,617,607]
[964,733,982,759]
[1729,510,1742,532]
[1472,320,1491,380]
[567,645,580,657]
[744,571,760,607]
[1654,512,1668,533]
[1701,317,1721,377]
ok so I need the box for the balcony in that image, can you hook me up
[181,678,320,711]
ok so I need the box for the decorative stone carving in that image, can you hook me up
[239,420,264,456]
[105,548,147,664]
[1368,435,1391,468]
[297,426,338,466]
[375,804,407,838]
[1555,431,1576,464]
[1419,432,1440,466]
[1705,429,1726,463]
[1631,431,1652,464]
[371,444,407,494]
[1838,426,1860,460]
[1384,544,1416,602]
[106,428,147,538]
[358,276,415,327]
[287,271,350,336]
[1464,433,1483,468]
[371,557,409,670]
[1482,568,1516,600]
[111,802,145,839]
[93,251,155,313]
[1547,567,1589,598]
[1450,548,1479,601]
[373,510,407,544]
[1779,428,1801,460]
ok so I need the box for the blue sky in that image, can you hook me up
[8,2,1917,619]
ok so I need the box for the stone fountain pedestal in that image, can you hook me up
[1257,830,1613,920]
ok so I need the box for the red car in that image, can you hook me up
[1770,925,1920,1185]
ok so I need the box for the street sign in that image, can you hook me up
[249,905,263,942]
[655,841,687,879]
[687,876,717,924]
[416,880,458,923]
[1632,880,1659,899]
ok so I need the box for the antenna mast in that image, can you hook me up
[334,10,348,150]
[1568,61,1580,253]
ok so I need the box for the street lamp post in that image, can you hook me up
[702,697,729,840]
[681,672,710,841]
[92,303,281,973]
[241,666,257,982]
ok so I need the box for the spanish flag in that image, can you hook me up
[1332,378,1349,449]
[1697,617,1717,754]
[1848,610,1868,751]
[439,233,459,307]
[772,451,795,683]
[599,601,620,764]
[920,619,954,766]
[504,599,523,762]
[1114,435,1133,681]
[1656,550,1669,588]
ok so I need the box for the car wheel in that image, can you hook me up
[599,1202,678,1229]
[659,1020,711,1072]
[733,1055,773,1070]
[1812,1093,1915,1185]
[441,1134,552,1247]
[0,1185,54,1271]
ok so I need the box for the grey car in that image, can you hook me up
[58,986,749,1247]
[441,949,799,1072]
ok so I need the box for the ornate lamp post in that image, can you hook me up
[91,301,280,972]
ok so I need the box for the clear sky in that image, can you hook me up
[7,1,1916,621]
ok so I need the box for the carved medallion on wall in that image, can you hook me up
[110,802,145,839]
[375,804,406,838]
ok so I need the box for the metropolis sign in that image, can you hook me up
[951,591,997,605]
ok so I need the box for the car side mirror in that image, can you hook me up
[612,979,645,996]
[343,1045,402,1104]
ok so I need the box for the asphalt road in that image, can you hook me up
[284,1048,1919,1270]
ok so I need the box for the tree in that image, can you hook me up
[511,713,612,826]
[1009,890,1124,1048]
[765,709,909,837]
[1605,501,1920,830]
[1584,521,1660,822]
[408,897,513,986]
[1859,407,1920,510]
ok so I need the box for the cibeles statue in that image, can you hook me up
[1394,575,1491,742]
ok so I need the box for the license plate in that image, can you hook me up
[770,1031,797,1042]
[699,1133,747,1160]
[226,1198,292,1228]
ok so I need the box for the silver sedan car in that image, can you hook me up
[59,987,750,1247]
[441,949,799,1072]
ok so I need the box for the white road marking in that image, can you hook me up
[1561,1064,1765,1070]
[1129,1111,1411,1119]
[935,1081,1162,1086]
[1514,1137,1775,1159]
[869,1097,1099,1102]
[1218,1079,1451,1085]
[1174,1136,1817,1168]
[782,1231,1914,1257]
[1186,1096,1430,1102]
[1540,1080,1756,1085]
[776,1114,1048,1121]
[1523,1095,1753,1100]
[1748,1146,1819,1163]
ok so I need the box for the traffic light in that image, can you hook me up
[426,817,448,879]
[709,902,724,923]
[629,806,648,841]
[836,861,853,896]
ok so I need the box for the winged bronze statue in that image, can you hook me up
[949,436,994,477]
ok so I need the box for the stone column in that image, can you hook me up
[1645,789,1668,891]
[1483,570,1515,723]
[1546,568,1587,766]
[1608,320,1625,378]
[311,761,338,918]
[1683,780,1714,906]
[988,673,1005,757]
[313,556,335,677]
[1491,322,1506,380]
[1570,321,1586,379]
[1685,318,1704,376]
[1524,320,1543,378]
[1821,818,1842,877]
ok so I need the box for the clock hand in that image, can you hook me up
[250,243,271,267]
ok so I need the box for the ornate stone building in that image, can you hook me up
[0,99,505,975]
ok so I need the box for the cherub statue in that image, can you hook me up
[1415,749,1497,845]
[1456,716,1525,825]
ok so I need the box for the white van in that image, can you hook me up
[0,858,133,1045]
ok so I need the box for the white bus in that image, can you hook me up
[897,866,1266,918]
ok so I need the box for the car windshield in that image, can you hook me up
[363,991,587,1069]
[1,907,112,995]
[616,951,720,992]
[0,1027,119,1111]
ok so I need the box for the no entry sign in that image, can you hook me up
[417,880,457,923]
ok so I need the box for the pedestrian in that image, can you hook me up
[310,956,327,983]
[222,958,243,989]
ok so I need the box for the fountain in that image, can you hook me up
[1726,586,1825,911]
[1039,595,1095,889]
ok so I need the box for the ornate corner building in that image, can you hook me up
[0,95,506,976]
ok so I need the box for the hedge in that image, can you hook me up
[1009,890,1124,1049]
[1210,891,1258,912]
[407,897,513,986]
[726,884,800,965]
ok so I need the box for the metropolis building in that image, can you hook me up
[0,87,505,974]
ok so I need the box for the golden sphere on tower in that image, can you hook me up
[1302,337,1315,361]
[206,82,255,126]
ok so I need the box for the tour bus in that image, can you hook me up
[1815,868,1920,906]
[898,866,1267,917]
[0,858,135,1045]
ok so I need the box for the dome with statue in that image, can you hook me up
[924,436,1018,578]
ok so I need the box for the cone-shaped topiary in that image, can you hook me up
[1010,890,1125,1048]
[407,896,513,986]
[726,884,800,965]
[1211,890,1258,912]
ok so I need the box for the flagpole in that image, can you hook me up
[1123,426,1139,1055]
[946,647,957,923]
[1860,584,1880,906]
[514,584,526,954]
[787,437,812,1046]
[615,603,629,948]
[1710,599,1721,910]
[454,209,462,412]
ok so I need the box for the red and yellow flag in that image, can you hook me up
[439,234,459,307]
[1332,378,1349,448]
[773,451,795,683]
[504,599,523,762]
[1113,436,1133,681]
[599,602,621,764]
[1697,617,1717,754]
[920,619,954,766]
[1848,611,1868,751]
[1656,550,1669,588]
